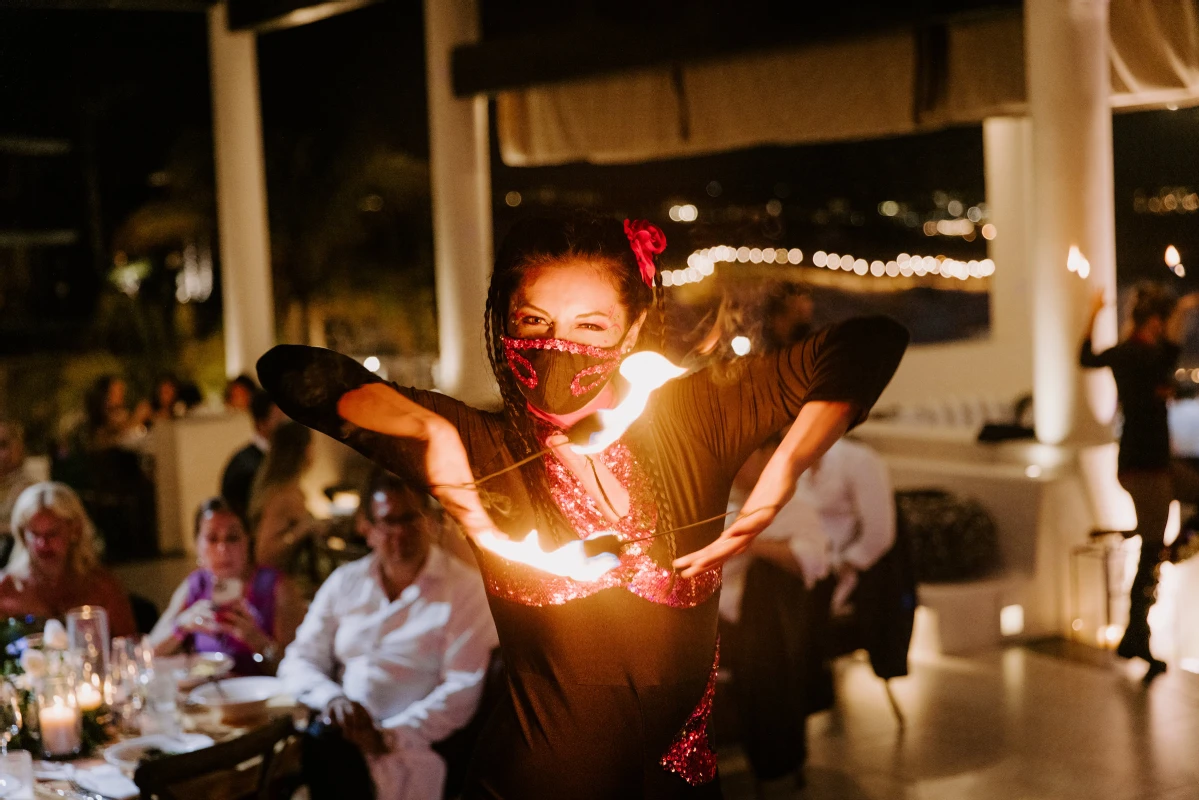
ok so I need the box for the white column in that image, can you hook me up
[1025,0,1118,445]
[424,0,498,408]
[981,116,1035,397]
[208,3,276,380]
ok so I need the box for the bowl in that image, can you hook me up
[155,652,234,690]
[188,676,283,725]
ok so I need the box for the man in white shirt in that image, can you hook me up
[278,471,498,800]
[797,437,896,613]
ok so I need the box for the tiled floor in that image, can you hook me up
[718,645,1199,800]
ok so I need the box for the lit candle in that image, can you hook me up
[39,701,81,756]
[76,682,103,712]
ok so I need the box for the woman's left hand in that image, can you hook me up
[215,602,269,652]
[672,501,785,578]
[673,400,853,578]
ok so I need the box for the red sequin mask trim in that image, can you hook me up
[501,336,624,415]
[660,639,719,785]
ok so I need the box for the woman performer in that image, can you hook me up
[258,213,908,799]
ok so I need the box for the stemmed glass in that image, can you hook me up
[0,681,22,756]
[109,637,151,734]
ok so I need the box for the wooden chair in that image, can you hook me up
[134,716,302,800]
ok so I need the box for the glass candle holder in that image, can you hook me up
[37,677,81,759]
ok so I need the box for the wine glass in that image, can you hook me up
[0,681,22,756]
[66,606,110,680]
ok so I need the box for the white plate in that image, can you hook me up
[154,652,235,690]
[104,733,215,771]
[187,676,282,707]
[0,775,23,798]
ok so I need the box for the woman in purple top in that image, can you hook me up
[149,498,303,675]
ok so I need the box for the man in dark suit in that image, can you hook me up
[221,390,283,521]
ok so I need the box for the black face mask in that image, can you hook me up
[502,336,624,416]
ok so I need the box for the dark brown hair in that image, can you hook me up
[483,212,675,551]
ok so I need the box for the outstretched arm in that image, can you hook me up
[674,400,853,577]
[337,384,500,541]
[257,345,502,542]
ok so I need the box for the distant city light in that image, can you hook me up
[1165,245,1181,267]
[878,200,900,217]
[731,336,752,356]
[947,199,964,216]
[706,181,722,197]
[981,223,998,240]
[363,356,381,373]
[765,199,783,217]
[505,191,522,207]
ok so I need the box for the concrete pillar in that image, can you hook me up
[424,0,498,408]
[981,116,1035,399]
[208,3,276,380]
[1025,0,1118,445]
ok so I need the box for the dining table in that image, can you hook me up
[28,688,304,800]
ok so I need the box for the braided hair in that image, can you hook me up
[483,211,678,555]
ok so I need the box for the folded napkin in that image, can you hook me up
[73,764,139,800]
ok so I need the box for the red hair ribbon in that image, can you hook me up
[624,219,667,289]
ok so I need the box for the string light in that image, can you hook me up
[666,245,995,288]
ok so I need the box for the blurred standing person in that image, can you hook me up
[0,419,34,565]
[80,375,149,452]
[149,498,303,675]
[0,482,137,636]
[225,374,258,413]
[762,282,815,349]
[221,391,285,522]
[149,375,184,425]
[249,421,325,576]
[1080,284,1199,683]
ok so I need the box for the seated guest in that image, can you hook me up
[799,437,896,614]
[719,436,833,799]
[0,482,137,636]
[249,421,326,575]
[0,419,34,562]
[278,471,498,800]
[220,391,284,522]
[148,498,303,675]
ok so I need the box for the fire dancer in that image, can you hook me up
[259,211,908,798]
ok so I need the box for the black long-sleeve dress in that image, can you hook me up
[258,316,908,799]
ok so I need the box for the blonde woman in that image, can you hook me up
[0,482,137,636]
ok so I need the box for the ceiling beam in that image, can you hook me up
[452,0,1021,97]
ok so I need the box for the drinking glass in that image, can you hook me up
[109,637,150,734]
[66,606,109,681]
[0,682,21,757]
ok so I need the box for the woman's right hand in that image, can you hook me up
[175,600,218,636]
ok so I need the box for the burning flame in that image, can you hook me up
[1066,246,1091,279]
[476,530,620,581]
[1166,245,1181,267]
[568,352,687,455]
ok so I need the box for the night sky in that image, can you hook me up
[1,2,1197,355]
